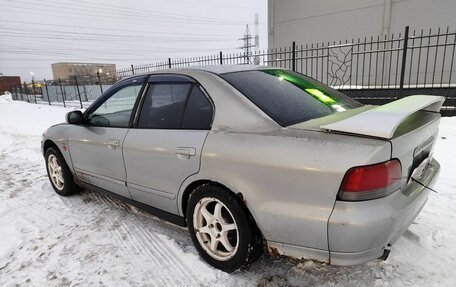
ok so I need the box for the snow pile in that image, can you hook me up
[0,99,455,286]
[0,91,12,102]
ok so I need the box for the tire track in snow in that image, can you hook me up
[140,227,198,283]
[116,223,173,286]
[65,192,167,286]
[85,190,199,283]
[75,190,183,286]
[91,191,198,286]
[0,203,62,277]
[108,222,166,287]
[121,221,198,286]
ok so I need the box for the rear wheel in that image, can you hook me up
[45,147,80,196]
[187,184,262,272]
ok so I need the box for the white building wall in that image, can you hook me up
[268,0,456,49]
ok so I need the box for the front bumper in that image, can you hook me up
[327,159,440,266]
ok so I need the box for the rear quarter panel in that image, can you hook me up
[182,128,391,253]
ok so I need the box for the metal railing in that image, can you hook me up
[11,26,456,115]
[114,26,456,113]
[117,26,456,89]
[10,72,116,108]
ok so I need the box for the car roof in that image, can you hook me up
[119,65,275,82]
[178,65,274,75]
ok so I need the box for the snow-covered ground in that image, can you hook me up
[0,92,455,287]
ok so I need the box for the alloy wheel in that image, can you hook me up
[193,197,239,261]
[47,154,64,190]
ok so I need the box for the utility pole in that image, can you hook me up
[238,24,254,64]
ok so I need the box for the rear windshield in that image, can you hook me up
[219,69,362,126]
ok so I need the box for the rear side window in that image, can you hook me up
[137,81,213,130]
[219,70,362,126]
[137,83,191,128]
[182,87,213,130]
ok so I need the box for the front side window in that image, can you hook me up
[219,69,362,126]
[88,82,143,127]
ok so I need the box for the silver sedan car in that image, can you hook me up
[42,65,442,272]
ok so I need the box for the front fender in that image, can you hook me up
[42,124,74,174]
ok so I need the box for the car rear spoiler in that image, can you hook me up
[321,95,445,139]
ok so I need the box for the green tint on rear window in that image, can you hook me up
[220,69,362,126]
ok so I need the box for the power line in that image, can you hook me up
[0,28,236,42]
[54,0,249,23]
[0,19,241,37]
[0,0,264,79]
[1,0,254,26]
[0,4,254,36]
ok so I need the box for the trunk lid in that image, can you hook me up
[319,95,444,190]
[320,95,444,139]
[388,110,441,190]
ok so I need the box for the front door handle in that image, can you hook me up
[176,147,196,159]
[105,139,120,149]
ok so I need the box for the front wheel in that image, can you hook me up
[45,147,80,196]
[187,184,262,272]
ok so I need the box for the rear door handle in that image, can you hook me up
[176,147,196,159]
[105,139,120,149]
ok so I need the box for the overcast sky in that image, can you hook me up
[0,0,267,81]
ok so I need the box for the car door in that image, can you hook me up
[68,76,146,198]
[123,74,214,214]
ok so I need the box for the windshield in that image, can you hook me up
[219,69,362,126]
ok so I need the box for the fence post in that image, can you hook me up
[292,41,296,72]
[399,26,410,97]
[168,58,172,68]
[19,84,23,101]
[23,82,29,102]
[31,79,37,103]
[44,79,51,105]
[83,84,88,101]
[97,72,104,94]
[131,64,135,75]
[219,51,223,65]
[58,78,66,108]
[74,76,83,109]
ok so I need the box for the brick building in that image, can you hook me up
[0,76,21,94]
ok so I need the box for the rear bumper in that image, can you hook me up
[328,158,440,266]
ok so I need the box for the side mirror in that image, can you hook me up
[66,110,84,125]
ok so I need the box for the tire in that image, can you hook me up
[186,184,263,272]
[45,147,80,196]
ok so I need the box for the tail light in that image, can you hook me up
[339,159,402,201]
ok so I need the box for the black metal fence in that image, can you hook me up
[10,72,116,108]
[11,25,456,115]
[115,26,456,115]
